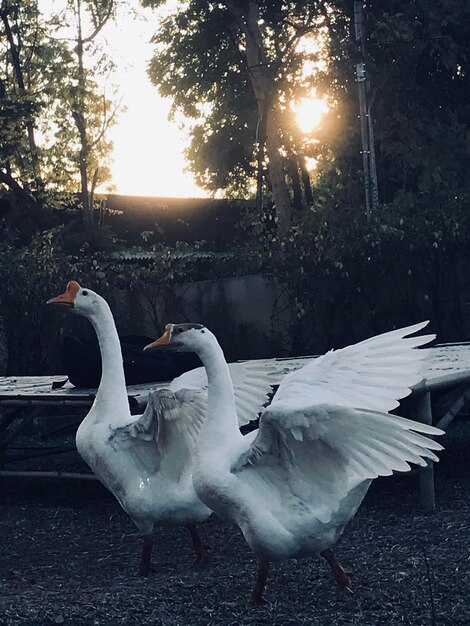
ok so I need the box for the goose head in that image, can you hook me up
[144,323,210,353]
[47,281,103,318]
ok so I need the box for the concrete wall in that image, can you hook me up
[127,274,293,362]
[53,274,294,368]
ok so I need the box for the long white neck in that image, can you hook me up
[87,300,130,423]
[197,336,242,445]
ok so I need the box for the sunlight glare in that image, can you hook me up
[304,157,318,172]
[293,93,328,134]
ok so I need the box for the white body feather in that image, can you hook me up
[72,295,209,533]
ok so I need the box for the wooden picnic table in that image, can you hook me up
[1,343,470,510]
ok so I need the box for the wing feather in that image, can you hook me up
[272,322,435,414]
[169,360,274,427]
[236,402,444,523]
[113,388,207,455]
[115,359,274,449]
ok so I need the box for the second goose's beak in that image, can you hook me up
[144,323,173,351]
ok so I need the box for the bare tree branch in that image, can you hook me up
[81,0,114,44]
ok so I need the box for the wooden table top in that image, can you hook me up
[1,343,470,408]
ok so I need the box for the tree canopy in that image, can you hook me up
[145,0,470,235]
[146,0,333,233]
[2,0,470,372]
[0,0,121,232]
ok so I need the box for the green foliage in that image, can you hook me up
[3,186,470,373]
[2,1,470,370]
[0,228,257,373]
[0,0,72,188]
[147,1,258,195]
[146,0,470,231]
[252,189,470,354]
[42,79,118,194]
[320,0,470,209]
[0,228,68,373]
[147,1,328,201]
[0,0,120,206]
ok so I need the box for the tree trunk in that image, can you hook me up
[0,9,43,191]
[73,0,93,230]
[72,110,92,229]
[300,158,314,205]
[225,0,293,234]
[265,109,292,234]
[287,157,302,213]
[90,167,99,215]
[0,170,50,237]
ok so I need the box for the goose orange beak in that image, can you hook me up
[47,280,81,307]
[144,323,173,351]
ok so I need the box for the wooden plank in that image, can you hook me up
[0,407,43,448]
[436,385,470,431]
[1,342,470,422]
[1,343,470,400]
[0,376,69,394]
[0,470,97,481]
[413,370,470,393]
[4,444,76,462]
[416,391,436,513]
[418,344,470,390]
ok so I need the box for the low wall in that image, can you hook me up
[5,252,470,376]
[50,274,294,370]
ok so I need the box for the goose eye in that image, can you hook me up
[175,327,184,334]
[82,290,88,296]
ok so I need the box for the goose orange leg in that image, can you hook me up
[250,559,270,605]
[321,548,353,594]
[138,532,154,576]
[185,523,208,569]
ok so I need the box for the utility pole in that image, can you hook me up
[354,1,378,218]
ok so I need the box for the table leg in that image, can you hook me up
[416,391,435,512]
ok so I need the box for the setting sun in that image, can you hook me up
[293,93,328,134]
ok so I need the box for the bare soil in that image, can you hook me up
[0,423,469,626]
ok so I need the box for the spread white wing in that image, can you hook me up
[237,403,443,524]
[112,359,274,455]
[234,322,443,523]
[273,321,434,412]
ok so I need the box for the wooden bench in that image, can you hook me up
[1,344,470,511]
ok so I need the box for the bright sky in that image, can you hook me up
[102,0,206,197]
[40,0,206,198]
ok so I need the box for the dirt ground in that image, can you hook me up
[0,422,469,626]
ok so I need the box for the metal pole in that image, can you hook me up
[354,2,379,217]
[367,108,379,210]
[354,2,370,218]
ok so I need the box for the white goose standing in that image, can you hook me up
[146,321,444,604]
[47,281,274,575]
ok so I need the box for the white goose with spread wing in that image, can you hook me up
[47,282,274,575]
[145,321,444,604]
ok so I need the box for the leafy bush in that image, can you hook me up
[0,228,261,374]
[257,191,470,354]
